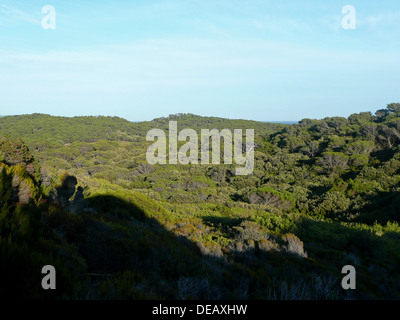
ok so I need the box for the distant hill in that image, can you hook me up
[0,113,289,147]
[0,113,141,145]
[263,121,298,125]
[149,113,288,135]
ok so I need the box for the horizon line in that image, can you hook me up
[0,112,301,124]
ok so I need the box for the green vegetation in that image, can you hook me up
[0,104,400,300]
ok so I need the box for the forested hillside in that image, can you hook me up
[1,104,400,300]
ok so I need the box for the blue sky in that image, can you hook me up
[0,0,400,121]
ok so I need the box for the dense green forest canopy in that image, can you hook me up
[0,103,400,300]
[0,113,286,147]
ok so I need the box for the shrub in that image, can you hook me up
[282,233,308,258]
[245,187,295,211]
[177,277,222,300]
[233,220,268,242]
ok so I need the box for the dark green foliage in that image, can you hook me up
[1,104,400,300]
[0,162,87,299]
[245,187,295,211]
[0,135,34,166]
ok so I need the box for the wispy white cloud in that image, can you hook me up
[0,1,399,120]
[245,15,315,34]
[359,11,400,29]
[0,4,41,25]
[316,13,343,33]
[2,37,398,90]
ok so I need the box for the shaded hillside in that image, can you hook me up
[2,137,400,300]
[1,104,400,300]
